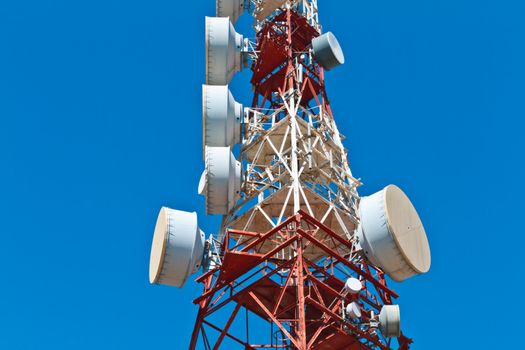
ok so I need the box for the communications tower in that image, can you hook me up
[148,1,432,349]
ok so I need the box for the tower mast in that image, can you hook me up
[193,1,405,349]
[148,2,431,349]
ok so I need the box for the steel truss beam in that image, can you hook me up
[189,211,410,350]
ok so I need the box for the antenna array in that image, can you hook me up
[149,1,431,349]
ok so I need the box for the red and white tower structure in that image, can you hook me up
[148,1,432,349]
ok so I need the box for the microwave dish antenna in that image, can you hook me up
[311,32,345,70]
[358,185,431,282]
[344,277,363,294]
[199,146,241,215]
[216,0,244,24]
[346,302,362,319]
[202,84,243,154]
[205,17,244,85]
[379,305,402,338]
[149,207,206,288]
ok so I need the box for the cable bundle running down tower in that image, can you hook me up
[148,1,431,349]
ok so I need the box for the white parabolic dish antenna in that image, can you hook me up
[216,0,244,24]
[344,277,362,294]
[358,185,431,282]
[202,84,243,156]
[206,17,244,85]
[311,32,345,71]
[379,305,401,338]
[346,302,362,319]
[149,207,206,288]
[199,146,241,215]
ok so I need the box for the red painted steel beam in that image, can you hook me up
[305,297,389,350]
[248,291,302,350]
[240,215,297,253]
[202,320,256,350]
[213,303,242,350]
[203,258,297,319]
[272,258,298,314]
[295,239,308,350]
[297,228,399,298]
[303,257,383,312]
[297,210,354,249]
[194,234,298,305]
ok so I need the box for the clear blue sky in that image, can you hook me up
[1,1,524,349]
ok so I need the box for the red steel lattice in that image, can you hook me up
[189,7,412,350]
[189,211,412,350]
